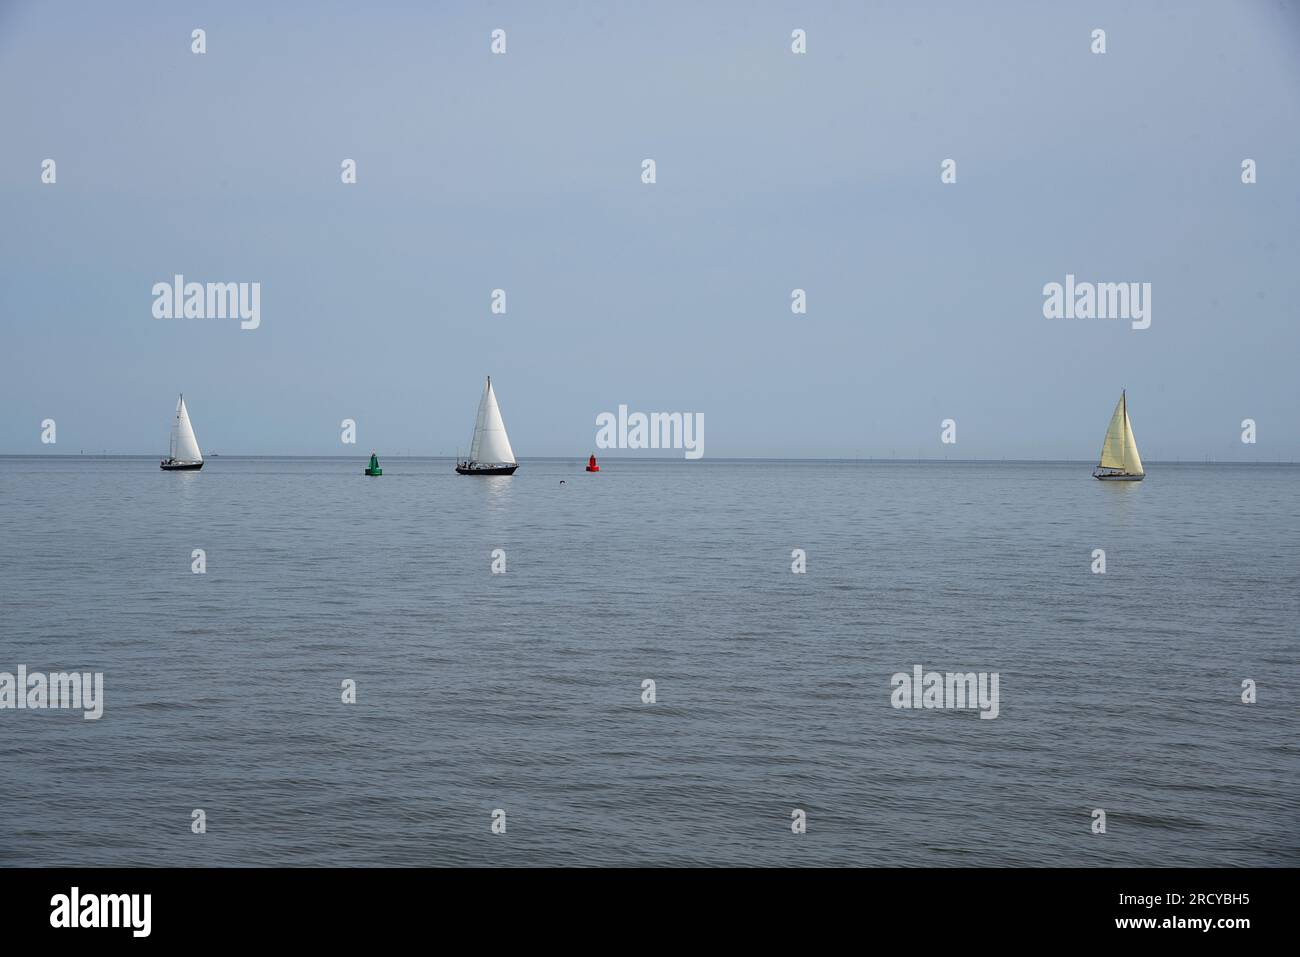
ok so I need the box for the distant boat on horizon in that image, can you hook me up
[160,394,204,471]
[455,376,518,476]
[1093,390,1144,481]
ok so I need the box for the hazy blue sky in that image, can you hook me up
[2,0,1298,459]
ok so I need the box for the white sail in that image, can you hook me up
[1097,391,1141,475]
[467,377,516,465]
[468,383,489,460]
[171,395,203,463]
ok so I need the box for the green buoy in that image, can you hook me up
[364,452,382,476]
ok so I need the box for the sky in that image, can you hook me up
[1,0,1298,460]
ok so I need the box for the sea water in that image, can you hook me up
[0,456,1295,866]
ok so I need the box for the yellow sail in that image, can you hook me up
[1121,402,1144,475]
[1098,394,1128,469]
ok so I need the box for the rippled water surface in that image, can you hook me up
[1,456,1296,866]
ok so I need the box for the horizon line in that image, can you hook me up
[3,454,1296,466]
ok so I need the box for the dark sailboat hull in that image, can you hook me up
[455,463,518,476]
[161,461,203,471]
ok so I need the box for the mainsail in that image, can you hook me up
[1098,391,1141,475]
[171,395,203,463]
[467,377,516,465]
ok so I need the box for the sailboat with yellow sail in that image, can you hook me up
[1093,390,1144,481]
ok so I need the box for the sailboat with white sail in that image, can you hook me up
[160,394,204,471]
[1092,390,1144,481]
[456,376,519,475]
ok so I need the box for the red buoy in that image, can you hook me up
[586,454,600,472]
